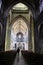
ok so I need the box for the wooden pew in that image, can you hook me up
[21,50,43,65]
[0,50,17,65]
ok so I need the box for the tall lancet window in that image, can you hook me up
[0,0,2,9]
[39,0,43,12]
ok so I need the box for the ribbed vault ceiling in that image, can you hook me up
[12,3,28,10]
[2,0,39,11]
[11,18,28,35]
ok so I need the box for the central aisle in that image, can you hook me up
[13,51,29,65]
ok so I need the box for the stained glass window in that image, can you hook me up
[39,0,43,12]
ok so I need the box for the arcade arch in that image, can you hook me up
[5,2,35,52]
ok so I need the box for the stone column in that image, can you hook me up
[2,16,7,51]
[34,23,39,53]
[0,13,3,51]
[5,16,11,51]
[31,17,35,52]
[29,16,35,52]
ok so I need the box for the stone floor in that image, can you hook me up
[13,51,29,65]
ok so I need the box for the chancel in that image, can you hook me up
[0,0,43,65]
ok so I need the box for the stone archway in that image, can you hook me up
[10,17,28,50]
[4,1,35,17]
[38,23,43,53]
[5,2,35,52]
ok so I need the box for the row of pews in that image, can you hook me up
[21,50,43,65]
[0,50,17,65]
